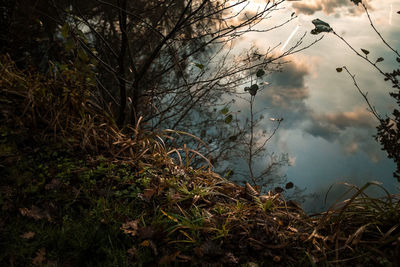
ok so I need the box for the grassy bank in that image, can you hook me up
[1,56,399,266]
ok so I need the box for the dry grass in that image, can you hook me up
[1,55,399,265]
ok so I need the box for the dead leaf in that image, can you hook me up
[177,254,191,261]
[19,206,51,221]
[158,251,180,264]
[273,255,281,262]
[140,240,150,247]
[140,240,158,255]
[127,247,137,258]
[143,188,155,199]
[20,231,35,239]
[121,220,139,236]
[32,248,46,266]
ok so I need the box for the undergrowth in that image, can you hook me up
[0,55,399,266]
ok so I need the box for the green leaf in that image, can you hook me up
[249,84,259,96]
[312,18,330,28]
[274,187,284,193]
[311,19,332,35]
[61,24,69,39]
[350,0,362,6]
[195,63,204,70]
[77,49,89,62]
[224,114,233,124]
[58,64,68,71]
[285,182,294,189]
[361,48,370,55]
[256,69,265,77]
[65,39,75,52]
[220,107,229,115]
[336,67,343,73]
[228,135,237,141]
[376,57,384,63]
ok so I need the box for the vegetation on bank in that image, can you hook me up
[1,55,399,266]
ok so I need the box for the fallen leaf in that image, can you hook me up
[140,240,150,247]
[273,255,281,262]
[32,248,46,266]
[19,206,51,221]
[20,231,35,239]
[127,247,137,257]
[143,188,155,199]
[158,251,180,264]
[177,254,192,261]
[140,240,158,255]
[121,220,139,236]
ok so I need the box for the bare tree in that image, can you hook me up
[6,0,320,187]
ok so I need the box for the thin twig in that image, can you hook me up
[342,66,382,122]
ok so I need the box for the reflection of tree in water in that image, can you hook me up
[4,0,321,190]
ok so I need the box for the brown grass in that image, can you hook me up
[1,55,399,265]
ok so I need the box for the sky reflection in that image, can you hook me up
[232,0,400,212]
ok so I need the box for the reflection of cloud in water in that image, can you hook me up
[256,59,311,126]
[228,0,400,210]
[291,0,372,16]
[252,58,382,162]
